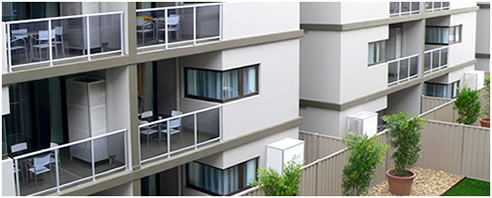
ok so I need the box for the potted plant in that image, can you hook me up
[253,159,302,196]
[480,75,490,128]
[453,87,481,125]
[383,112,426,195]
[342,133,388,196]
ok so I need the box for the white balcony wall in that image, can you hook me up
[450,1,477,10]
[339,26,388,103]
[339,2,389,23]
[476,7,490,54]
[301,2,341,24]
[93,182,134,196]
[300,30,341,103]
[222,2,299,40]
[448,12,476,67]
[427,65,474,84]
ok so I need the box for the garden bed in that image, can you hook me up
[369,167,464,196]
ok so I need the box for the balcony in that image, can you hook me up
[424,2,450,12]
[387,54,419,86]
[138,105,222,164]
[9,129,127,196]
[136,3,221,52]
[4,12,124,73]
[424,46,449,75]
[390,2,421,17]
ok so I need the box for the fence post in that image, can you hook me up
[91,139,96,181]
[459,124,465,175]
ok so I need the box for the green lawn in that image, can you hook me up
[444,178,490,196]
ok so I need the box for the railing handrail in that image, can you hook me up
[138,105,222,128]
[387,53,420,64]
[136,3,222,13]
[424,45,449,54]
[13,128,127,160]
[3,11,123,25]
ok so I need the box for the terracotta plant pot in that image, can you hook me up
[386,169,416,196]
[479,118,490,128]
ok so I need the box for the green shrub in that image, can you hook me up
[454,87,481,125]
[383,112,426,177]
[342,133,388,196]
[482,75,490,118]
[253,159,302,196]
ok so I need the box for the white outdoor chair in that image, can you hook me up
[157,14,181,42]
[11,29,28,40]
[49,142,61,168]
[139,111,159,147]
[31,29,57,60]
[11,142,28,154]
[136,18,154,45]
[9,36,28,64]
[161,110,182,136]
[53,26,65,57]
[28,154,52,187]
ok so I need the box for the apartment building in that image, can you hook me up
[1,2,302,196]
[299,2,481,138]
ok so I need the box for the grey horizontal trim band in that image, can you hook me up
[301,6,479,32]
[300,59,476,111]
[2,30,303,85]
[50,117,302,196]
[478,3,490,9]
[476,53,490,59]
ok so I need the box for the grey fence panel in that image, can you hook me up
[417,121,463,175]
[373,133,389,186]
[300,131,345,164]
[461,126,490,181]
[421,95,453,113]
[300,164,317,195]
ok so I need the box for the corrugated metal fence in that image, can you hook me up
[421,95,453,113]
[237,120,489,196]
[299,131,345,164]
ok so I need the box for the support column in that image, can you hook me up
[128,64,140,170]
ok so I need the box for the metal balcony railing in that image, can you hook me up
[390,2,422,17]
[136,3,222,51]
[12,129,128,196]
[424,2,450,12]
[4,12,124,73]
[387,54,420,86]
[424,46,449,75]
[138,105,222,164]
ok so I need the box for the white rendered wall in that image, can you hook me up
[2,159,16,196]
[476,5,490,72]
[450,1,478,10]
[339,2,388,23]
[300,96,386,137]
[301,2,388,24]
[197,127,298,169]
[386,84,422,116]
[426,65,475,84]
[301,2,341,24]
[339,26,389,103]
[300,30,341,103]
[93,182,134,196]
[222,2,299,40]
[180,39,300,141]
[448,12,477,67]
[2,86,10,115]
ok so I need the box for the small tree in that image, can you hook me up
[342,133,388,196]
[482,75,490,118]
[454,87,481,125]
[253,159,302,196]
[383,112,426,177]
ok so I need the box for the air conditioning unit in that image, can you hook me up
[462,71,485,91]
[346,111,378,138]
[266,138,304,175]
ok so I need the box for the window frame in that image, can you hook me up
[425,25,462,45]
[184,65,259,103]
[368,40,386,66]
[186,157,259,196]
